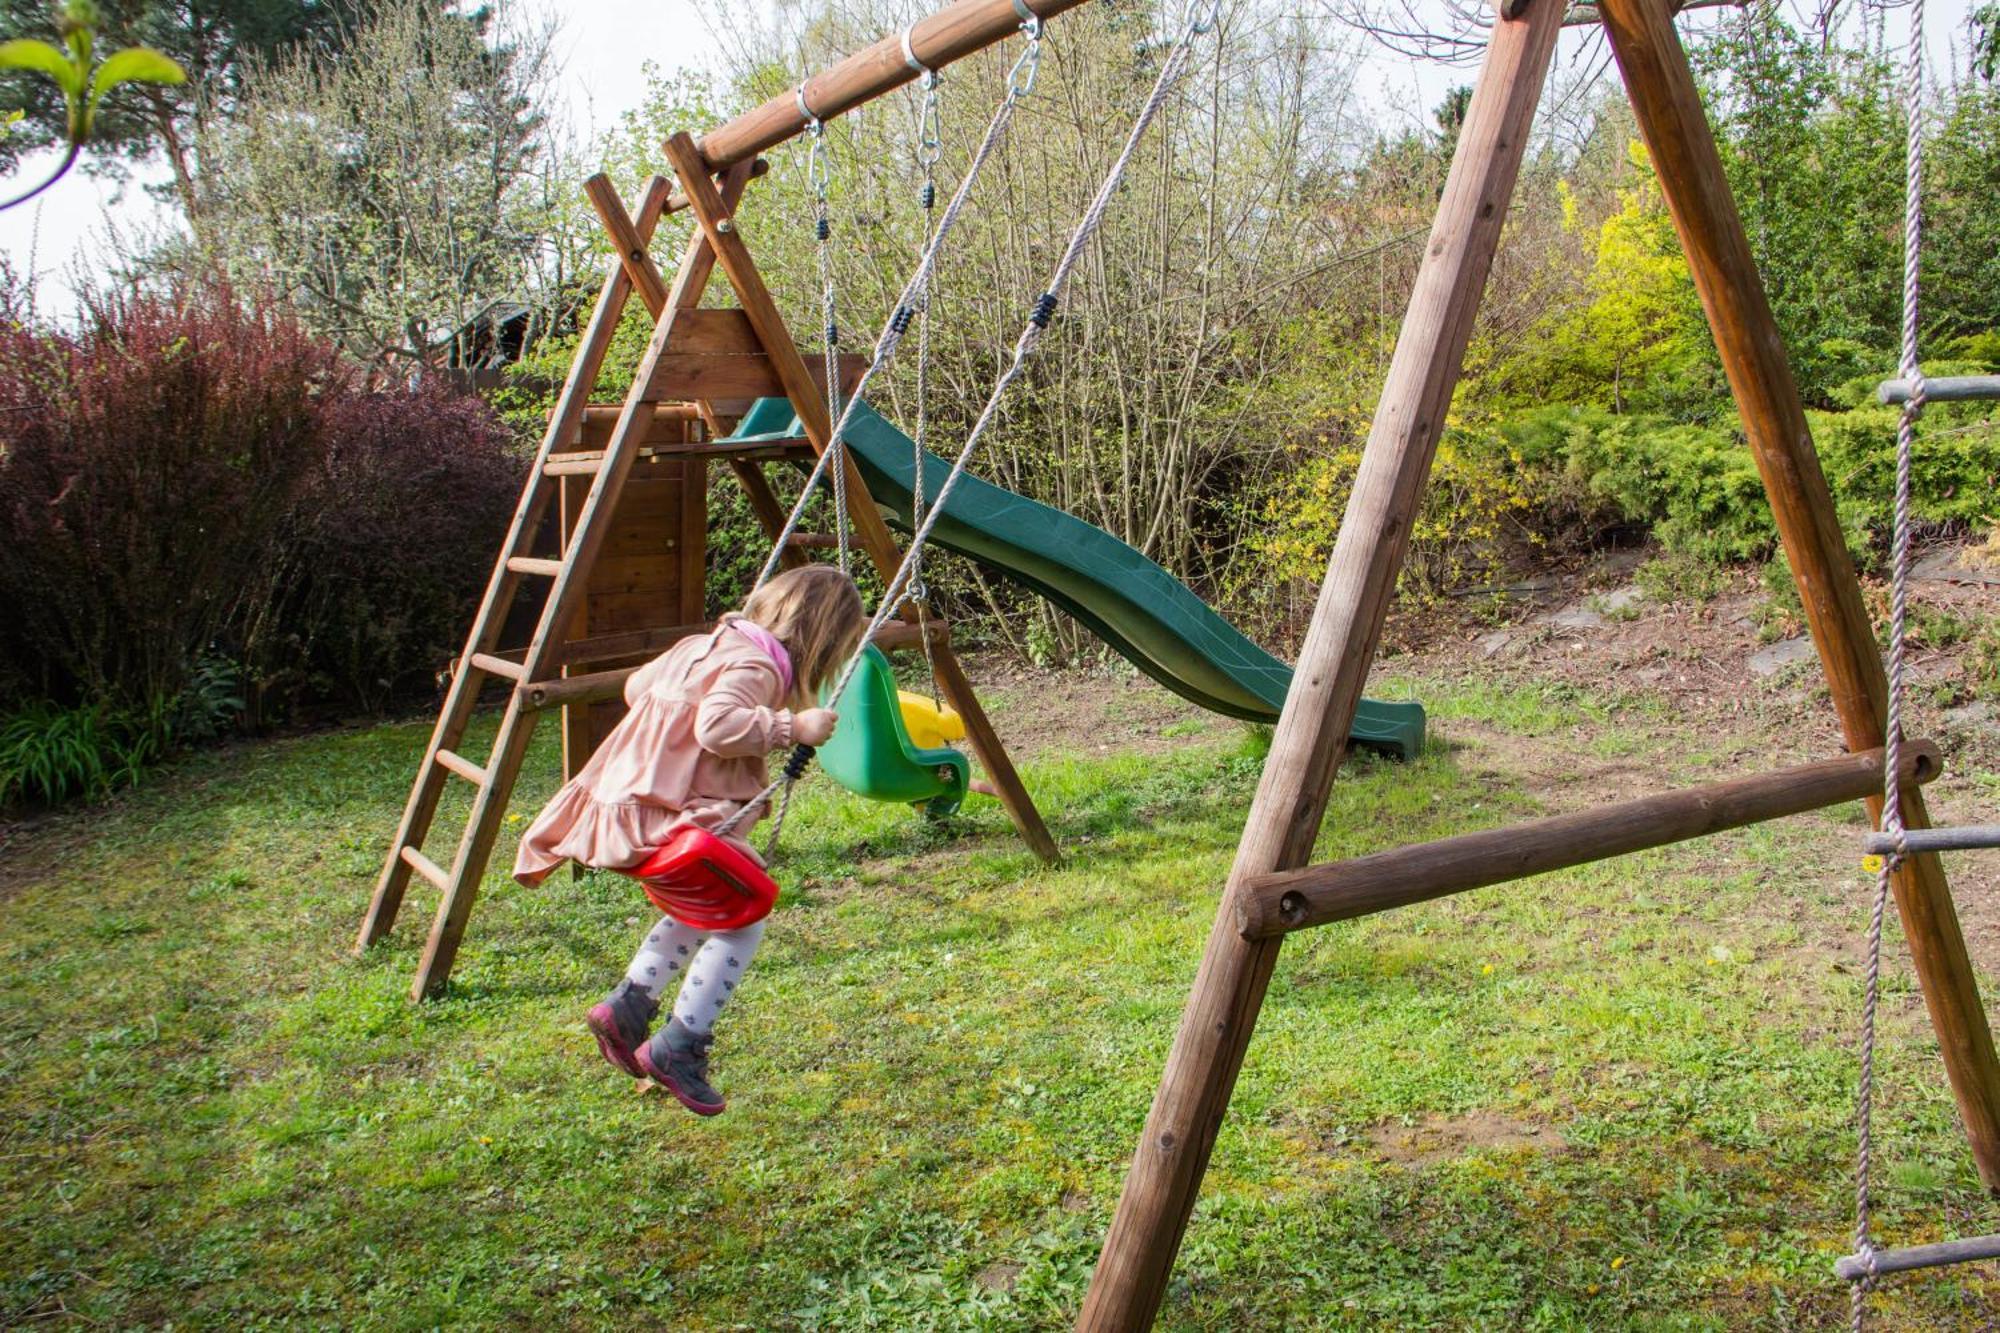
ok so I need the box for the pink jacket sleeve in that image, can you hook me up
[693,661,797,757]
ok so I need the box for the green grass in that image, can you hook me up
[2,680,1997,1329]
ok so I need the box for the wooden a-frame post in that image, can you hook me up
[1076,0,2000,1324]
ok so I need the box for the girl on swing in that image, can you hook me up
[513,565,865,1114]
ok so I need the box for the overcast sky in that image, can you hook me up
[0,0,1976,309]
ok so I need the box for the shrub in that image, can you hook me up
[0,701,165,807]
[0,285,340,708]
[253,384,522,717]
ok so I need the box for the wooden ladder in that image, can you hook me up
[355,169,749,999]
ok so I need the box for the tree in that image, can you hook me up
[194,0,563,371]
[0,0,378,224]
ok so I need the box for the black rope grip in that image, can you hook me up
[1029,292,1058,329]
[920,183,936,210]
[891,305,915,334]
[816,217,831,241]
[782,744,816,783]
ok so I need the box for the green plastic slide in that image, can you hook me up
[727,398,1426,759]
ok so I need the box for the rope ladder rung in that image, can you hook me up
[1862,825,2000,856]
[1836,1233,2000,1281]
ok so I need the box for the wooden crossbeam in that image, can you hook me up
[695,0,1091,170]
[519,617,954,713]
[1236,743,1940,939]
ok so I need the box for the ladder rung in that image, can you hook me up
[505,556,564,577]
[1835,1233,2000,1280]
[399,845,452,891]
[786,532,839,549]
[469,652,527,682]
[1878,374,2000,405]
[544,454,605,478]
[1863,825,2000,856]
[434,748,488,787]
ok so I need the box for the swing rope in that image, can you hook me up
[1847,0,1927,1322]
[725,0,1223,855]
[747,21,1044,597]
[801,97,853,574]
[912,65,946,706]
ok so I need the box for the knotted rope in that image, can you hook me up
[1849,1,1927,1324]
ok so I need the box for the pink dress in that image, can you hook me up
[512,617,797,885]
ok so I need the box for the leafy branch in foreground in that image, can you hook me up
[0,0,183,210]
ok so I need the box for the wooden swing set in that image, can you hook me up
[355,0,2000,1322]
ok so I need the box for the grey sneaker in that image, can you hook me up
[637,1018,726,1115]
[585,980,657,1078]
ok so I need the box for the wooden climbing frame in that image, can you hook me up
[1074,0,2000,1325]
[357,7,1080,998]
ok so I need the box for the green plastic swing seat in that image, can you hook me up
[818,644,970,818]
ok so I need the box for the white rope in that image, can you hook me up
[817,0,1222,714]
[913,71,946,705]
[1849,1,1927,1324]
[805,118,852,574]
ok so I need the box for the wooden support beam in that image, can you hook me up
[585,173,670,313]
[1599,0,2000,1192]
[1075,4,1565,1325]
[662,131,1059,866]
[1239,743,1940,938]
[694,0,1089,169]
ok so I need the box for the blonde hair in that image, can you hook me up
[739,565,866,705]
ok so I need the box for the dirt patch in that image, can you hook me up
[1367,1110,1565,1166]
[964,657,1223,761]
[975,1260,1024,1292]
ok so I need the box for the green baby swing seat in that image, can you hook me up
[818,644,969,818]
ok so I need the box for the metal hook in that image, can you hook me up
[1189,0,1224,35]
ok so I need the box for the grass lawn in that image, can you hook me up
[3,668,1998,1328]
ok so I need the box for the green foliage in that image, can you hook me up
[1969,620,2000,699]
[0,699,160,805]
[0,0,186,143]
[1634,550,1728,604]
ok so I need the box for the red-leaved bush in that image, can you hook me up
[0,285,338,707]
[253,384,521,717]
[0,280,522,724]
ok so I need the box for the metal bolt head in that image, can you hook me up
[717,218,735,234]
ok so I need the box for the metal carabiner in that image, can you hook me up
[1189,0,1224,35]
[805,123,832,199]
[917,76,944,168]
[1007,27,1042,97]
